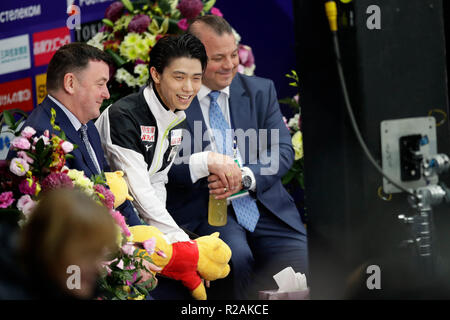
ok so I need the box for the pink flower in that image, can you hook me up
[18,177,37,195]
[210,7,223,17]
[0,191,14,208]
[94,184,115,209]
[61,141,74,154]
[126,272,138,286]
[17,195,36,217]
[143,237,156,255]
[11,137,31,150]
[177,0,203,20]
[177,18,189,31]
[17,151,34,164]
[20,126,36,139]
[43,130,50,138]
[128,14,151,33]
[238,44,255,68]
[121,242,135,256]
[282,116,291,132]
[110,210,131,237]
[294,94,299,104]
[9,158,29,176]
[41,172,73,192]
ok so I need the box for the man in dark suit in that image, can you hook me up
[16,43,142,226]
[166,16,309,299]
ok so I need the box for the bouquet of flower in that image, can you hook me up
[0,110,159,300]
[280,70,303,189]
[87,0,256,109]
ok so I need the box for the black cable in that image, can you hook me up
[331,33,418,199]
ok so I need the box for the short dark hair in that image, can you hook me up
[187,15,233,37]
[46,42,113,92]
[148,33,207,83]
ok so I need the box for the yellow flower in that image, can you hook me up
[292,131,303,160]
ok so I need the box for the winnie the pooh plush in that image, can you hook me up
[104,171,134,208]
[130,225,231,300]
[104,171,232,300]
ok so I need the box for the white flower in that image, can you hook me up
[288,113,300,132]
[87,32,105,50]
[232,28,241,44]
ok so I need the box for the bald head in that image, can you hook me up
[187,15,239,91]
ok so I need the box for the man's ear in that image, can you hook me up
[63,73,76,95]
[150,66,161,84]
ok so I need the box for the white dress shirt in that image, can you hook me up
[189,85,256,191]
[47,95,101,170]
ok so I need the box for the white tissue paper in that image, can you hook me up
[258,266,309,300]
[273,266,308,292]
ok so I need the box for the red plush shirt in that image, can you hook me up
[160,240,202,291]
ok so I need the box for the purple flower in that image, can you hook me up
[143,237,156,255]
[0,191,14,208]
[9,158,29,176]
[41,172,74,192]
[17,195,36,217]
[210,7,223,17]
[17,151,34,164]
[94,184,115,209]
[177,0,203,20]
[128,14,151,34]
[238,44,255,68]
[20,126,36,139]
[105,1,124,22]
[11,137,31,150]
[18,177,37,195]
[177,18,189,31]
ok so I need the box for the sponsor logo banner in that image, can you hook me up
[0,34,30,76]
[0,78,33,112]
[0,4,41,24]
[33,27,71,67]
[35,73,47,105]
[74,19,103,42]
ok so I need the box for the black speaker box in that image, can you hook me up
[293,0,450,298]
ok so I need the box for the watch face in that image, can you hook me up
[242,175,252,189]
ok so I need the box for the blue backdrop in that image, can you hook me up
[0,0,297,116]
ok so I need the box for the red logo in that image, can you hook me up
[33,27,71,67]
[141,125,155,142]
[0,78,33,112]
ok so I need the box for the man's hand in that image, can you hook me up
[207,152,242,193]
[208,174,243,199]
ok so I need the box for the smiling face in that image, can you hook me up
[193,24,239,91]
[72,60,110,123]
[151,56,203,112]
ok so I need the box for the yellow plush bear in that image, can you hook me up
[104,171,134,208]
[130,225,232,300]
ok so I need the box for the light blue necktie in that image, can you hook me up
[208,90,260,232]
[79,124,101,175]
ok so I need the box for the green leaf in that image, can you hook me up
[102,18,114,27]
[161,17,169,34]
[2,111,15,128]
[159,0,171,14]
[203,0,216,12]
[282,170,296,185]
[105,49,127,67]
[35,139,44,155]
[121,0,134,12]
[65,154,75,160]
